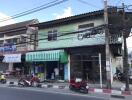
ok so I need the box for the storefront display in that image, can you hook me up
[26,50,68,81]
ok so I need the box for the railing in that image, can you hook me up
[109,34,122,44]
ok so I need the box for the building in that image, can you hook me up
[0,19,38,75]
[27,8,129,83]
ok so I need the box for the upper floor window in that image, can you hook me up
[78,23,94,30]
[77,23,94,40]
[0,34,4,38]
[20,36,26,43]
[6,38,19,44]
[48,29,57,41]
[0,40,3,46]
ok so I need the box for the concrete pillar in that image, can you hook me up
[44,62,47,80]
[8,63,13,71]
[68,55,70,81]
[110,57,113,84]
[64,64,68,80]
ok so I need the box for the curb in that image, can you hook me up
[88,88,132,95]
[41,84,68,89]
[6,82,132,96]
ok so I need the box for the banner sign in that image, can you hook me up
[3,54,21,63]
[0,43,16,52]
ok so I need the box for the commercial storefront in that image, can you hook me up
[1,53,27,76]
[26,50,68,81]
[69,46,107,82]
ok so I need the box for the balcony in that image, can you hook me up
[16,44,28,52]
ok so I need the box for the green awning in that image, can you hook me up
[26,50,68,63]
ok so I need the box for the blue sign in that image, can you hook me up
[0,43,16,52]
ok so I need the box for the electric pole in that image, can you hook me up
[122,3,129,91]
[104,0,111,89]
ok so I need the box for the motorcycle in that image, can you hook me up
[113,71,124,82]
[18,75,41,87]
[0,74,6,84]
[114,71,132,84]
[69,78,89,93]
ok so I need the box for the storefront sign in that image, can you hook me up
[3,54,21,63]
[0,43,16,52]
[77,31,94,40]
[77,29,103,40]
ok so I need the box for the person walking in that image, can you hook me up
[54,67,59,80]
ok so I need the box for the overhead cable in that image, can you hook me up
[0,0,68,22]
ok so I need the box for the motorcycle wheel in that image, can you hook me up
[69,85,74,90]
[18,79,26,87]
[1,79,6,84]
[31,81,38,87]
[80,87,88,94]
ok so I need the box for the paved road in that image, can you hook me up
[0,87,108,100]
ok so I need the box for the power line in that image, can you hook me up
[0,0,68,22]
[77,0,100,9]
[126,5,132,11]
[115,0,123,6]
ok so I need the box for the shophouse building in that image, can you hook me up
[27,8,132,84]
[0,19,38,75]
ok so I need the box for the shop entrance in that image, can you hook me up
[82,61,92,81]
[46,61,58,80]
[46,61,64,80]
[13,63,25,77]
[70,53,104,82]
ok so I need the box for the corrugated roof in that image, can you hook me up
[0,19,38,33]
[31,7,117,29]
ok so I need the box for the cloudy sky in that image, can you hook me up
[1,0,131,22]
[0,0,132,51]
[0,12,16,26]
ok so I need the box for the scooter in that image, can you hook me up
[0,74,6,84]
[18,75,41,87]
[69,78,89,93]
[113,71,132,84]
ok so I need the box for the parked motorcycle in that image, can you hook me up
[18,75,41,87]
[0,74,6,84]
[113,71,124,81]
[69,78,89,93]
[114,71,132,84]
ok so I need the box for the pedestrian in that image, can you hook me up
[54,68,59,80]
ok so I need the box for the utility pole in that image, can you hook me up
[122,3,129,91]
[99,53,102,88]
[104,0,111,89]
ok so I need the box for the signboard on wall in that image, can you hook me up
[3,54,21,63]
[0,43,16,52]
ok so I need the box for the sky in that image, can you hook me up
[0,0,132,51]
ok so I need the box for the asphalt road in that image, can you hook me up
[0,87,108,100]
